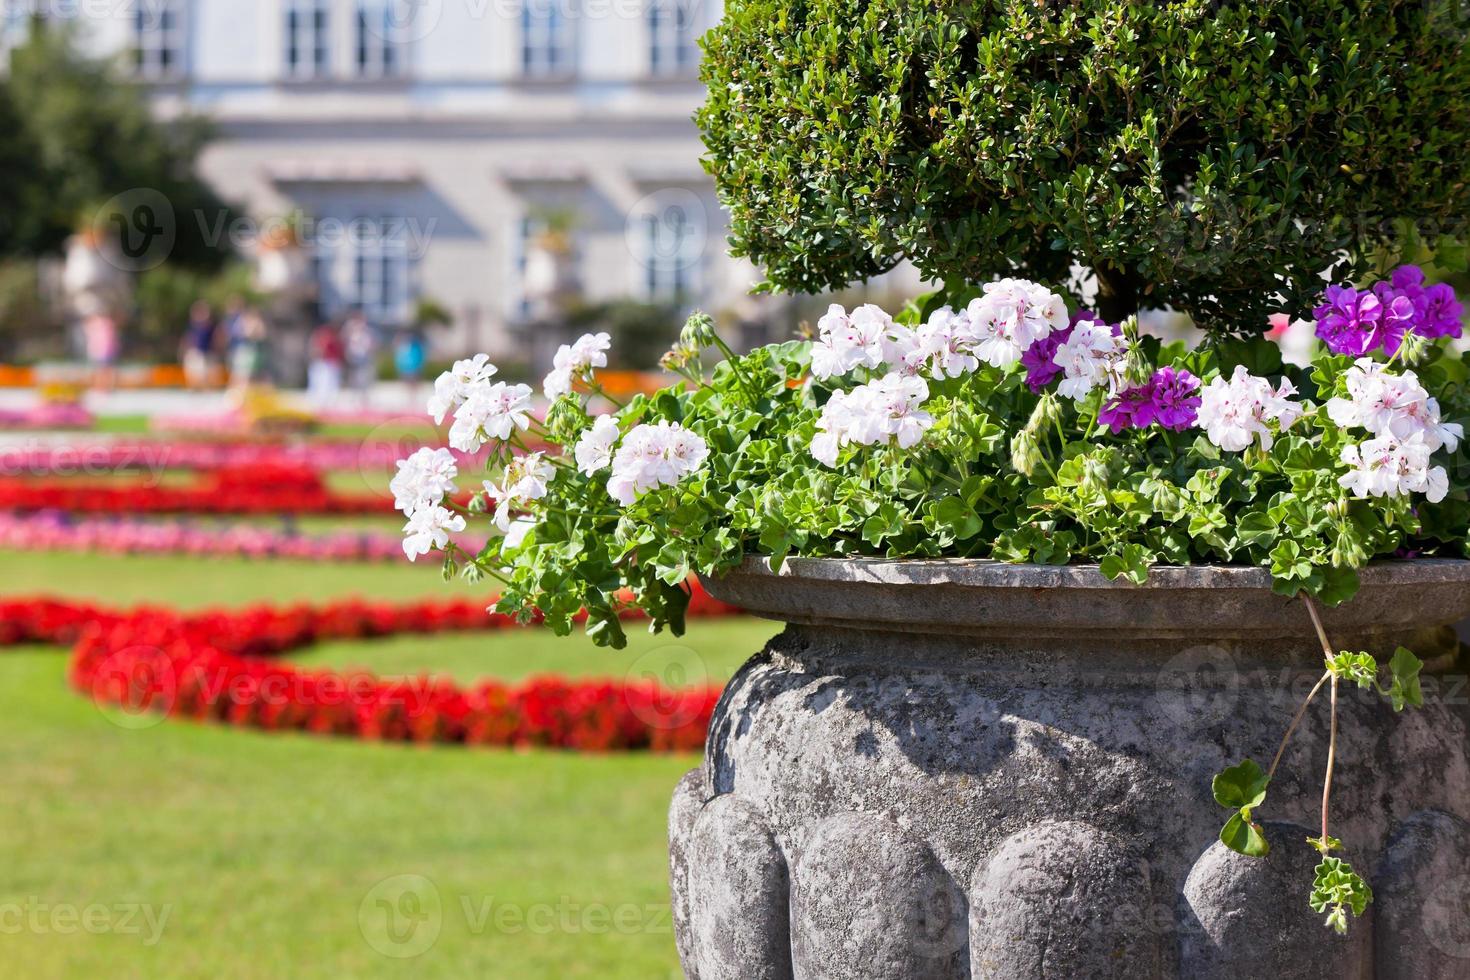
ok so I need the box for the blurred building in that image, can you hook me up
[2,0,800,358]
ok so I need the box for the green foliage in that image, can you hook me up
[1213,759,1271,857]
[1311,857,1374,935]
[0,259,62,360]
[0,22,234,267]
[699,1,1470,327]
[473,326,1470,649]
[134,263,256,353]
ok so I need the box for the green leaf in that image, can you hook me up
[1220,812,1272,857]
[1310,857,1373,934]
[1236,512,1279,547]
[1326,651,1377,689]
[1213,759,1270,810]
[1385,647,1424,712]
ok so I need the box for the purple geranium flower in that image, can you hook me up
[1313,284,1383,356]
[1369,282,1417,356]
[1414,282,1464,340]
[1098,367,1201,434]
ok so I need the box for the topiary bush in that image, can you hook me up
[698,1,1470,329]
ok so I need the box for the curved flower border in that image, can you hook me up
[0,586,738,752]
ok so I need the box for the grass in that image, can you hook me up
[0,550,780,978]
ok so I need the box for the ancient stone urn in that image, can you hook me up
[670,557,1470,979]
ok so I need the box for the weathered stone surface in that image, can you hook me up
[970,820,1160,979]
[669,768,707,980]
[790,812,966,979]
[672,559,1470,978]
[1374,810,1470,979]
[686,795,792,980]
[1181,821,1371,979]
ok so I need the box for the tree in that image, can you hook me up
[0,20,234,269]
[699,1,1470,329]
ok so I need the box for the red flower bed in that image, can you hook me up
[0,585,739,752]
[0,465,390,515]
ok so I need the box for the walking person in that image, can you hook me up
[180,301,218,390]
[307,318,346,407]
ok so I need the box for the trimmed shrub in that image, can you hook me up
[699,1,1470,328]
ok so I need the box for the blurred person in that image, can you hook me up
[394,326,428,400]
[220,295,246,356]
[180,300,218,389]
[229,307,271,399]
[308,318,346,406]
[81,307,120,392]
[342,309,378,404]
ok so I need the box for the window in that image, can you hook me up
[355,1,401,78]
[647,0,697,77]
[285,0,330,79]
[512,214,546,321]
[313,217,413,325]
[133,0,186,80]
[521,0,574,78]
[639,206,702,302]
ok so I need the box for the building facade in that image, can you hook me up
[3,0,806,358]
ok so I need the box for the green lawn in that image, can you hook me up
[0,550,779,979]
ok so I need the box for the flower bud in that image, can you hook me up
[680,311,717,350]
[1010,429,1042,477]
[1396,332,1430,365]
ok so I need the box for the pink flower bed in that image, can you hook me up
[0,511,483,563]
[0,404,95,430]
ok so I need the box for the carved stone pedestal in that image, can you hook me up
[670,558,1470,979]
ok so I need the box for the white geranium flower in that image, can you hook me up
[389,447,459,517]
[810,303,890,380]
[1327,359,1463,453]
[606,421,708,505]
[574,415,621,476]
[448,382,533,452]
[965,278,1068,368]
[401,504,466,561]
[543,332,612,400]
[913,307,981,379]
[1197,365,1303,453]
[427,354,497,424]
[808,373,933,466]
[1340,433,1449,503]
[484,452,555,532]
[1053,318,1125,400]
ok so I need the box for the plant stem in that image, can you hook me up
[1302,594,1336,661]
[1323,672,1340,843]
[1268,669,1332,782]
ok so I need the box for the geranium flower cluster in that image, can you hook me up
[810,374,933,467]
[543,332,611,399]
[1196,366,1305,452]
[395,335,712,565]
[1314,265,1464,357]
[1327,359,1463,503]
[390,446,466,561]
[806,272,1465,517]
[602,421,710,506]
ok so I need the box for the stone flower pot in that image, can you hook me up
[670,557,1470,980]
